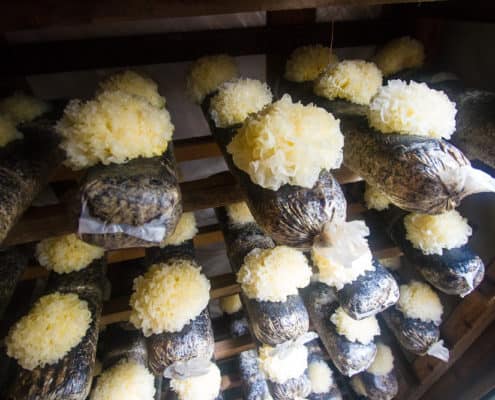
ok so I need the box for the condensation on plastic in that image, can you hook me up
[78,200,170,243]
[269,331,319,359]
[163,358,212,380]
[426,340,450,362]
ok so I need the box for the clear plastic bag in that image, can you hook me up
[78,148,182,249]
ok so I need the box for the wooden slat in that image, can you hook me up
[50,136,222,182]
[3,172,237,246]
[210,273,240,300]
[18,213,400,282]
[106,224,223,265]
[174,136,222,163]
[20,228,400,282]
[2,204,78,248]
[106,247,145,264]
[1,19,416,75]
[403,261,495,400]
[99,310,131,327]
[182,172,243,212]
[0,1,443,36]
[96,240,400,326]
[20,224,227,280]
[215,334,255,360]
[421,320,495,400]
[2,194,364,247]
[3,167,363,247]
[22,238,400,281]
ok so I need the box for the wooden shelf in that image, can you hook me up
[100,272,240,326]
[3,166,362,247]
[2,195,365,247]
[1,0,444,34]
[19,224,225,281]
[50,135,223,182]
[420,320,495,400]
[21,224,401,282]
[94,236,400,326]
[1,19,415,75]
[1,3,493,399]
[379,260,495,400]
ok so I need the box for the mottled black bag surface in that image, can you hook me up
[0,246,30,317]
[144,241,215,377]
[0,109,64,245]
[79,146,182,249]
[303,283,377,377]
[9,261,106,400]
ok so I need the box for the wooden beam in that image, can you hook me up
[50,135,223,183]
[403,261,495,400]
[174,135,222,163]
[19,224,226,280]
[2,204,77,248]
[181,172,244,212]
[421,320,495,400]
[1,19,415,75]
[1,0,444,33]
[95,240,401,327]
[3,167,363,247]
[100,272,240,326]
[21,229,400,282]
[209,273,240,300]
[2,172,238,246]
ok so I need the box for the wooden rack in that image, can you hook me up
[3,136,403,398]
[1,1,495,399]
[5,133,494,399]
